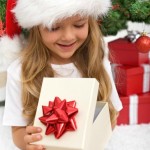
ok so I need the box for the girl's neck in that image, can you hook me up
[50,57,74,65]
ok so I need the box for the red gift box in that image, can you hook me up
[108,38,150,66]
[117,93,150,125]
[114,64,150,96]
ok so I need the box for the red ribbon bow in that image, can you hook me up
[39,97,78,139]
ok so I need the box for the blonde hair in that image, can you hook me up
[21,17,118,126]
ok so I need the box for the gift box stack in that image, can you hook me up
[108,38,150,125]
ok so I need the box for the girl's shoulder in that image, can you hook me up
[7,58,21,81]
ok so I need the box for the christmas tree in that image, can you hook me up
[100,0,150,36]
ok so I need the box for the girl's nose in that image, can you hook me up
[61,27,75,41]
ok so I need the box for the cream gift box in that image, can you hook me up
[33,78,112,150]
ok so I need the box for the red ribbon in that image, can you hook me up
[39,97,78,139]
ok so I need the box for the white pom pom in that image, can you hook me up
[0,35,23,72]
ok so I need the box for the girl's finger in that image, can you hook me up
[26,144,45,150]
[24,134,42,144]
[26,126,42,134]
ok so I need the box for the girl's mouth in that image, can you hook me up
[58,42,75,46]
[57,42,76,51]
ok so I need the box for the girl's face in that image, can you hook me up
[39,15,89,64]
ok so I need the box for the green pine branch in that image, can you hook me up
[101,0,150,36]
[0,0,7,22]
[129,1,150,23]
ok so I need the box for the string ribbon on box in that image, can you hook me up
[39,97,78,139]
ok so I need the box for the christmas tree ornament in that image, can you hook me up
[126,30,140,43]
[135,34,150,53]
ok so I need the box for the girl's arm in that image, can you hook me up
[12,126,45,150]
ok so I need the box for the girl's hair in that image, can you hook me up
[21,17,118,126]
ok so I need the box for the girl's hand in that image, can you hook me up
[24,126,45,150]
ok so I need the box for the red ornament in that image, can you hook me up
[135,35,150,53]
[39,97,78,139]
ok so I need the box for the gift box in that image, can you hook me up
[114,64,150,96]
[117,93,150,125]
[33,78,112,150]
[108,38,150,66]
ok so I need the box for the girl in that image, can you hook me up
[2,0,122,150]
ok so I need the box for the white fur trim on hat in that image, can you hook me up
[0,35,23,72]
[12,0,111,29]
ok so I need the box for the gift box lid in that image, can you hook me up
[116,66,143,76]
[33,78,100,150]
[108,38,138,51]
[88,102,112,150]
[138,92,150,103]
[115,64,150,76]
[120,92,150,105]
[108,38,149,65]
[109,38,135,49]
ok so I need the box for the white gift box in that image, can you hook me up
[33,78,112,150]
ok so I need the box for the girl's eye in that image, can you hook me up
[51,27,60,31]
[74,24,85,28]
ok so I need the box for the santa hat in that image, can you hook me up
[3,0,112,38]
[0,0,111,101]
[12,0,111,29]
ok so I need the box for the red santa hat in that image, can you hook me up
[3,0,112,37]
